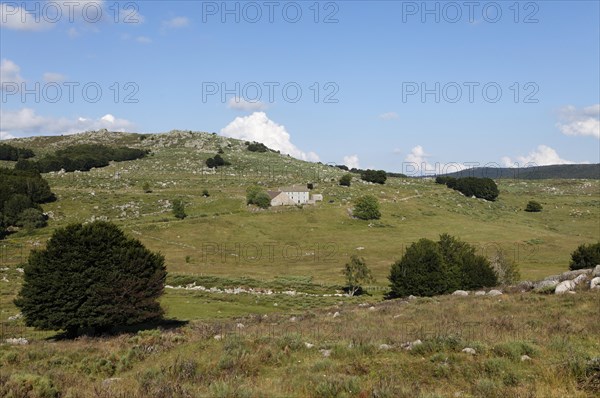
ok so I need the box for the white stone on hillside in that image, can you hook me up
[452,290,469,296]
[475,291,486,296]
[5,338,28,345]
[573,274,588,285]
[555,280,576,294]
[320,349,332,357]
[462,347,476,355]
[487,290,502,296]
[379,344,392,350]
[521,355,532,362]
[590,277,600,290]
[593,265,600,278]
[304,342,314,349]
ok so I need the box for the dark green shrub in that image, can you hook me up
[253,192,271,209]
[525,201,543,212]
[16,208,47,230]
[0,143,35,160]
[339,174,352,187]
[388,238,448,297]
[14,221,166,337]
[360,169,387,184]
[246,142,270,152]
[172,199,187,219]
[353,195,381,220]
[388,234,498,298]
[569,242,600,270]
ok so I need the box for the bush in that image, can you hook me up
[339,174,352,187]
[172,199,187,219]
[202,189,210,197]
[3,194,36,226]
[342,255,374,296]
[15,144,148,173]
[14,221,166,337]
[246,142,270,152]
[525,200,542,212]
[353,195,381,220]
[569,242,600,270]
[246,186,262,205]
[361,169,387,184]
[253,192,271,209]
[452,177,499,201]
[389,239,448,298]
[388,234,498,298]
[0,143,35,161]
[16,208,47,230]
[142,182,152,193]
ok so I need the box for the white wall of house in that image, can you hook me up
[270,192,296,206]
[283,190,309,204]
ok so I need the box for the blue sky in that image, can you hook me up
[1,0,599,174]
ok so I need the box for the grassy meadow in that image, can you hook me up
[0,131,599,397]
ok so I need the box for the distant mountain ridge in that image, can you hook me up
[436,164,600,180]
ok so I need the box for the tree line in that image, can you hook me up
[0,143,35,161]
[15,144,149,173]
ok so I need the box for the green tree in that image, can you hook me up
[388,234,498,298]
[246,186,262,205]
[253,192,272,209]
[16,208,47,231]
[172,199,187,219]
[342,255,374,296]
[361,169,387,184]
[3,194,36,226]
[490,248,521,284]
[339,174,352,187]
[388,239,448,298]
[525,200,542,212]
[14,221,166,337]
[353,195,381,220]
[202,189,210,197]
[569,242,600,270]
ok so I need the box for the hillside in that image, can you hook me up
[0,130,599,397]
[438,164,600,180]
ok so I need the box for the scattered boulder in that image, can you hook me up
[573,274,588,285]
[593,265,600,278]
[8,313,22,321]
[5,337,28,345]
[333,312,340,318]
[401,339,422,351]
[462,347,476,355]
[379,344,392,350]
[487,290,503,297]
[408,295,417,301]
[590,277,600,290]
[368,306,376,311]
[214,334,223,340]
[514,281,534,292]
[558,269,591,282]
[521,355,532,362]
[555,280,576,294]
[101,378,122,388]
[474,291,486,296]
[452,290,469,296]
[534,280,559,293]
[304,342,314,349]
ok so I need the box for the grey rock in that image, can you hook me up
[462,347,476,355]
[521,355,532,362]
[534,280,559,292]
[379,344,392,350]
[590,277,600,290]
[474,291,486,296]
[593,265,600,278]
[487,290,503,296]
[452,290,469,296]
[555,280,576,294]
[573,274,588,285]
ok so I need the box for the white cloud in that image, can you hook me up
[67,27,80,38]
[0,131,16,140]
[0,108,135,137]
[557,104,600,139]
[379,112,399,120]
[162,16,190,29]
[227,97,267,112]
[0,3,52,31]
[220,112,319,162]
[343,154,360,169]
[43,72,66,82]
[501,145,575,167]
[0,59,25,87]
[404,145,434,169]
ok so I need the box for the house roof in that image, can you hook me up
[279,185,309,193]
[267,190,283,199]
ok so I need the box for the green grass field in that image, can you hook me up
[0,131,599,397]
